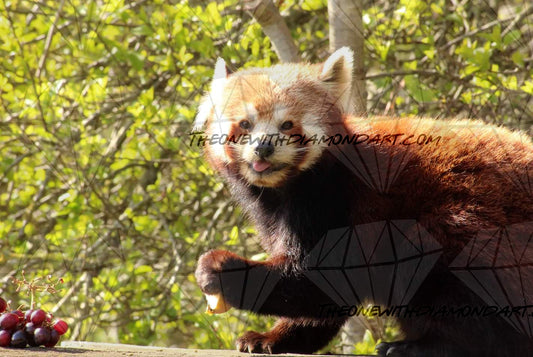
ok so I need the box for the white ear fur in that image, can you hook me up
[193,58,229,131]
[213,57,228,80]
[320,47,354,112]
[193,96,213,132]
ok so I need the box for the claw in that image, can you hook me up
[235,340,243,352]
[204,293,231,314]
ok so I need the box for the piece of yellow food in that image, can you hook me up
[205,293,231,314]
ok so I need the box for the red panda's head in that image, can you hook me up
[194,48,354,187]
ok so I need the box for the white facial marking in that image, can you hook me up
[208,113,233,162]
[273,104,289,124]
[243,102,257,121]
[299,113,327,170]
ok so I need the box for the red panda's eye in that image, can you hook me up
[239,120,252,130]
[280,121,293,130]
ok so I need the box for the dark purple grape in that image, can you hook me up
[0,330,11,347]
[24,322,38,347]
[24,320,38,346]
[45,329,60,348]
[26,332,38,347]
[0,297,7,313]
[10,330,27,348]
[24,321,36,335]
[34,327,50,346]
[0,312,20,330]
[31,309,46,325]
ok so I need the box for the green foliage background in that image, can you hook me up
[0,0,531,353]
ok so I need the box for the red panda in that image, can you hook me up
[193,48,533,356]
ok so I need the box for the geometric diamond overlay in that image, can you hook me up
[462,124,533,197]
[327,142,415,193]
[449,221,533,337]
[218,261,281,312]
[304,220,442,308]
[497,160,533,197]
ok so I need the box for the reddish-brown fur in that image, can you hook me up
[194,49,533,356]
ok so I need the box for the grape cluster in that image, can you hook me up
[0,296,68,348]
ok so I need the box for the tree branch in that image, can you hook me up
[35,0,66,78]
[328,0,367,115]
[441,4,533,52]
[502,4,533,37]
[365,69,440,80]
[244,0,301,63]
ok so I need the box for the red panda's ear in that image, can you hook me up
[319,47,354,112]
[213,57,229,80]
[193,58,230,131]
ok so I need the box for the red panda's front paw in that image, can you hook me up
[236,331,276,354]
[194,249,243,295]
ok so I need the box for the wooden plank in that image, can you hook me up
[0,341,374,356]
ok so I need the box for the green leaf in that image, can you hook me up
[301,0,327,11]
[127,52,145,71]
[511,51,525,67]
[503,30,521,46]
[404,75,437,103]
[227,226,239,245]
[521,80,533,95]
[134,265,153,275]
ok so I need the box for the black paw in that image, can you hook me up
[376,342,417,357]
[236,331,276,354]
[194,249,243,295]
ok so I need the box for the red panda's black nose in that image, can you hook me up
[254,143,274,159]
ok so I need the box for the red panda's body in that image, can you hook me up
[194,49,533,356]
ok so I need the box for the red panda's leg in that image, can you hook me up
[195,249,342,317]
[236,317,346,354]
